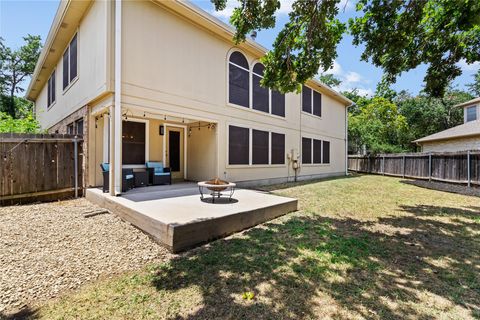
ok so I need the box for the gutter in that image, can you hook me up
[345,103,355,175]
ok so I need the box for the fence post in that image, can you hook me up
[74,136,78,198]
[428,153,432,182]
[402,155,406,178]
[382,155,385,175]
[467,150,471,187]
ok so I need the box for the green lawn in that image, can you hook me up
[32,175,480,319]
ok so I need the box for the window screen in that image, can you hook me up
[62,50,69,90]
[271,132,285,164]
[229,125,249,165]
[272,90,285,117]
[302,85,312,113]
[229,64,249,107]
[322,140,330,164]
[252,129,269,164]
[313,139,322,163]
[313,91,322,117]
[122,121,146,164]
[67,123,74,135]
[47,70,55,107]
[75,119,84,136]
[252,74,269,113]
[69,34,78,82]
[466,106,477,122]
[302,137,312,164]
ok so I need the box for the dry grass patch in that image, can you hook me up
[6,175,480,320]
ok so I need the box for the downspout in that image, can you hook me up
[113,0,122,195]
[345,103,355,176]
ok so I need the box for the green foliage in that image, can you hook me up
[0,35,42,117]
[466,69,480,96]
[318,73,341,88]
[0,111,41,133]
[212,0,480,97]
[349,97,409,154]
[350,0,480,97]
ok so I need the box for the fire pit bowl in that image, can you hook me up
[198,178,236,203]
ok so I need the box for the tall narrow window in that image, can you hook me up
[229,125,249,165]
[313,91,322,117]
[466,106,477,122]
[252,129,269,164]
[272,90,285,117]
[47,70,56,107]
[313,139,322,164]
[229,51,249,108]
[252,63,269,113]
[67,123,74,135]
[322,140,330,164]
[271,132,285,164]
[122,121,146,164]
[302,137,312,164]
[63,33,78,90]
[75,118,84,136]
[302,85,312,113]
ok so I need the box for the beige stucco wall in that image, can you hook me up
[420,136,480,153]
[35,0,110,131]
[119,0,347,183]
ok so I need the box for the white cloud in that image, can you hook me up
[457,59,480,72]
[323,60,343,76]
[210,0,293,20]
[345,71,362,83]
[320,60,373,96]
[337,0,355,12]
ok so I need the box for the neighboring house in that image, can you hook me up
[414,97,480,152]
[26,0,353,195]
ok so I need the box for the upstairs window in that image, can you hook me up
[466,106,477,122]
[271,90,285,117]
[252,63,269,113]
[229,51,249,108]
[47,70,56,107]
[63,33,78,90]
[302,85,322,117]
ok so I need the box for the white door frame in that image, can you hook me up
[163,123,188,180]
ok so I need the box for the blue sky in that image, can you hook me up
[1,0,478,96]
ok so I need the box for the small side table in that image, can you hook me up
[134,171,148,188]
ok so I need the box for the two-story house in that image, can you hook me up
[26,0,353,195]
[414,97,480,152]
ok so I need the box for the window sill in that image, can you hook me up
[62,76,79,95]
[228,103,287,121]
[301,163,330,167]
[226,164,287,169]
[301,111,322,120]
[47,101,57,111]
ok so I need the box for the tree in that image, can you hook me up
[466,69,480,97]
[318,73,341,88]
[0,35,42,117]
[348,97,409,154]
[211,0,480,97]
[0,111,40,133]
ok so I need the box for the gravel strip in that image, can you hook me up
[0,198,172,316]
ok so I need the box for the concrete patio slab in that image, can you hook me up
[86,183,297,252]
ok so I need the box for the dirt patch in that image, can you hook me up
[0,198,172,316]
[401,179,480,197]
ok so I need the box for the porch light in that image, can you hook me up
[159,125,164,136]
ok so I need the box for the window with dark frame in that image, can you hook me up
[313,91,322,117]
[47,70,56,107]
[271,132,285,164]
[302,85,312,113]
[66,123,74,135]
[252,129,269,164]
[229,51,250,108]
[302,137,312,164]
[322,140,330,164]
[466,106,477,122]
[228,125,249,165]
[313,139,322,163]
[252,63,269,113]
[122,121,146,165]
[63,33,78,90]
[271,90,285,117]
[75,118,84,136]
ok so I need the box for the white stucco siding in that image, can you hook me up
[35,0,109,130]
[420,136,480,152]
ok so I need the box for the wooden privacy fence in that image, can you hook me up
[0,133,83,205]
[348,151,480,186]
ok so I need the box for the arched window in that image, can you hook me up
[229,51,249,108]
[252,63,269,113]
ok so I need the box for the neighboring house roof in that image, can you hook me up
[454,97,480,108]
[26,0,353,106]
[413,120,480,144]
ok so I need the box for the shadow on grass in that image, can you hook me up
[149,204,480,319]
[254,173,359,192]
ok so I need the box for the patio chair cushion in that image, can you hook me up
[154,172,170,176]
[101,163,109,172]
[125,174,134,179]
[146,161,164,169]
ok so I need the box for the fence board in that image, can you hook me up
[0,133,83,205]
[349,150,480,186]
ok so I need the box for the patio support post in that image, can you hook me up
[467,150,471,187]
[113,0,122,195]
